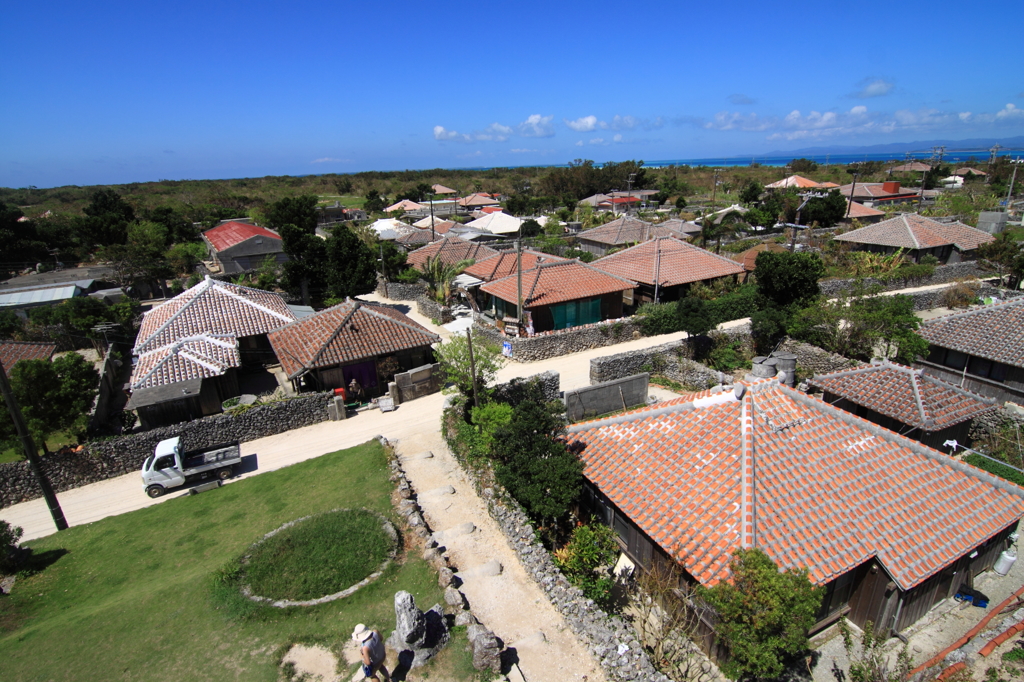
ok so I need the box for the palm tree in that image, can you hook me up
[422,255,473,305]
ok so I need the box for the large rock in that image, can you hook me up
[468,624,503,672]
[386,591,450,667]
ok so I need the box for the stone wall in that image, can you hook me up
[416,298,454,324]
[490,370,561,404]
[376,279,428,302]
[564,374,649,422]
[588,327,751,388]
[474,318,643,363]
[969,407,1024,446]
[775,339,858,377]
[818,261,988,297]
[0,392,333,509]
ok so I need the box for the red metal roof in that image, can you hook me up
[203,222,282,252]
[569,380,1024,589]
[480,260,634,308]
[810,360,997,430]
[268,299,440,379]
[591,236,744,287]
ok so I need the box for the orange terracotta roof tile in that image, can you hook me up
[835,214,993,251]
[406,236,499,271]
[568,381,1024,589]
[479,260,634,308]
[268,299,440,379]
[919,297,1024,368]
[810,360,997,430]
[0,341,55,370]
[463,249,566,282]
[591,236,744,286]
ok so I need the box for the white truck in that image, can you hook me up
[141,437,241,498]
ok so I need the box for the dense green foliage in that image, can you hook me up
[434,331,506,403]
[0,353,100,452]
[754,251,825,309]
[636,285,758,338]
[241,509,392,601]
[553,524,620,609]
[0,520,23,574]
[700,548,822,680]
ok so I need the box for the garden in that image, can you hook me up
[0,440,478,682]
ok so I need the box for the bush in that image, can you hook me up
[636,301,681,336]
[553,524,620,610]
[1,520,24,574]
[704,284,758,324]
[470,402,514,453]
[394,267,422,283]
[941,279,982,308]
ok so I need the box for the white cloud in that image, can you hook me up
[959,112,972,122]
[565,115,598,132]
[589,137,606,145]
[312,157,340,163]
[852,78,894,98]
[996,103,1024,120]
[703,111,774,132]
[510,148,538,153]
[613,134,623,143]
[575,140,584,146]
[517,114,555,138]
[433,125,463,141]
[850,105,868,116]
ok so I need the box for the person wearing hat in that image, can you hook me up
[352,623,390,681]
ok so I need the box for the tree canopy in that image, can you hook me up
[754,251,825,309]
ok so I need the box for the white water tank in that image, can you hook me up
[994,549,1017,576]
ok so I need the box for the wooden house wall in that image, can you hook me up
[238,333,279,366]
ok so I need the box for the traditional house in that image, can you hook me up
[202,222,287,275]
[268,299,439,396]
[406,236,498,272]
[0,341,56,370]
[834,214,994,264]
[126,277,297,428]
[917,298,1024,404]
[809,359,997,450]
[385,199,425,214]
[478,260,633,332]
[457,193,501,209]
[463,249,565,283]
[732,242,788,277]
[838,181,920,206]
[843,200,887,224]
[765,174,822,189]
[576,216,695,256]
[570,379,1024,637]
[591,236,744,308]
[891,162,933,173]
[464,211,523,236]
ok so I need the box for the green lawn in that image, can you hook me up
[0,440,463,682]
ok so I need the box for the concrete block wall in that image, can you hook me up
[565,374,649,422]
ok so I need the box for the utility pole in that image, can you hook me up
[1006,158,1021,209]
[626,172,636,216]
[845,172,859,219]
[465,329,480,411]
[653,237,662,304]
[0,360,68,531]
[918,168,927,210]
[515,237,523,322]
[428,189,436,241]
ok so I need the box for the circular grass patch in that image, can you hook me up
[242,509,395,603]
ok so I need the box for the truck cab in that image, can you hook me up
[141,437,240,498]
[141,438,187,493]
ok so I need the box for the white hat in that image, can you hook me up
[352,624,373,642]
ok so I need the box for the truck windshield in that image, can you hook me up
[143,456,153,471]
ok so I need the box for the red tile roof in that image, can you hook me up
[835,214,994,251]
[480,260,634,308]
[839,183,920,200]
[0,341,56,370]
[569,380,1024,589]
[892,162,933,172]
[809,360,997,430]
[203,222,282,252]
[131,333,240,390]
[844,200,886,219]
[732,242,788,272]
[406,236,499,271]
[268,299,440,379]
[134,277,296,356]
[919,297,1024,369]
[463,250,566,282]
[591,236,744,287]
[578,216,688,247]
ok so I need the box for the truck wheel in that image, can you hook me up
[217,467,233,481]
[146,485,166,499]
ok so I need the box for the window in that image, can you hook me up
[155,456,175,470]
[943,350,967,370]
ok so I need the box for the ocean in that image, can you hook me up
[644,150,1022,168]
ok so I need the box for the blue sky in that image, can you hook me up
[2,0,1023,188]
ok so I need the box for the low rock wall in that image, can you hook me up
[775,339,857,377]
[565,374,649,422]
[490,370,561,404]
[474,318,643,363]
[818,261,987,297]
[969,408,1024,445]
[376,279,428,302]
[416,298,454,324]
[0,392,333,509]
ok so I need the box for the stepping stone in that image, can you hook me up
[407,451,434,460]
[423,485,456,496]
